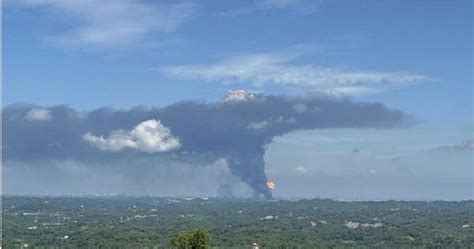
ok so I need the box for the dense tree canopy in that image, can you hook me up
[3,196,473,248]
[171,229,211,249]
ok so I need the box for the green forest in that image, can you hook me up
[2,196,473,248]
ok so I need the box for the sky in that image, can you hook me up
[3,0,473,200]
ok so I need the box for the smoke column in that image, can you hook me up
[3,91,413,198]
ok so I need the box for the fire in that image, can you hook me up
[266,180,275,190]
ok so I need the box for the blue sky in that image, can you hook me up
[3,0,473,199]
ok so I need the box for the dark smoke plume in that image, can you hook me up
[3,92,413,198]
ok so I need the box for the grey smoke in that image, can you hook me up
[3,92,414,198]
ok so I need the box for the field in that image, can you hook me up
[2,196,473,248]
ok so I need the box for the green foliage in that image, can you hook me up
[3,196,473,248]
[171,229,211,249]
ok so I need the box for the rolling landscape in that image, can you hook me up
[3,0,472,248]
[3,196,473,248]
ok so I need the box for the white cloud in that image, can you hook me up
[247,115,296,130]
[24,108,52,121]
[296,166,307,173]
[247,120,270,130]
[220,89,259,105]
[83,119,181,153]
[14,0,194,47]
[162,53,429,96]
[292,103,308,113]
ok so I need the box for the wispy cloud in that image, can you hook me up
[247,115,296,130]
[256,0,319,13]
[13,0,194,47]
[215,0,320,17]
[432,140,474,152]
[162,53,430,96]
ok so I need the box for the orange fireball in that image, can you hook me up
[266,180,275,190]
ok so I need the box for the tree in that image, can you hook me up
[171,229,211,249]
